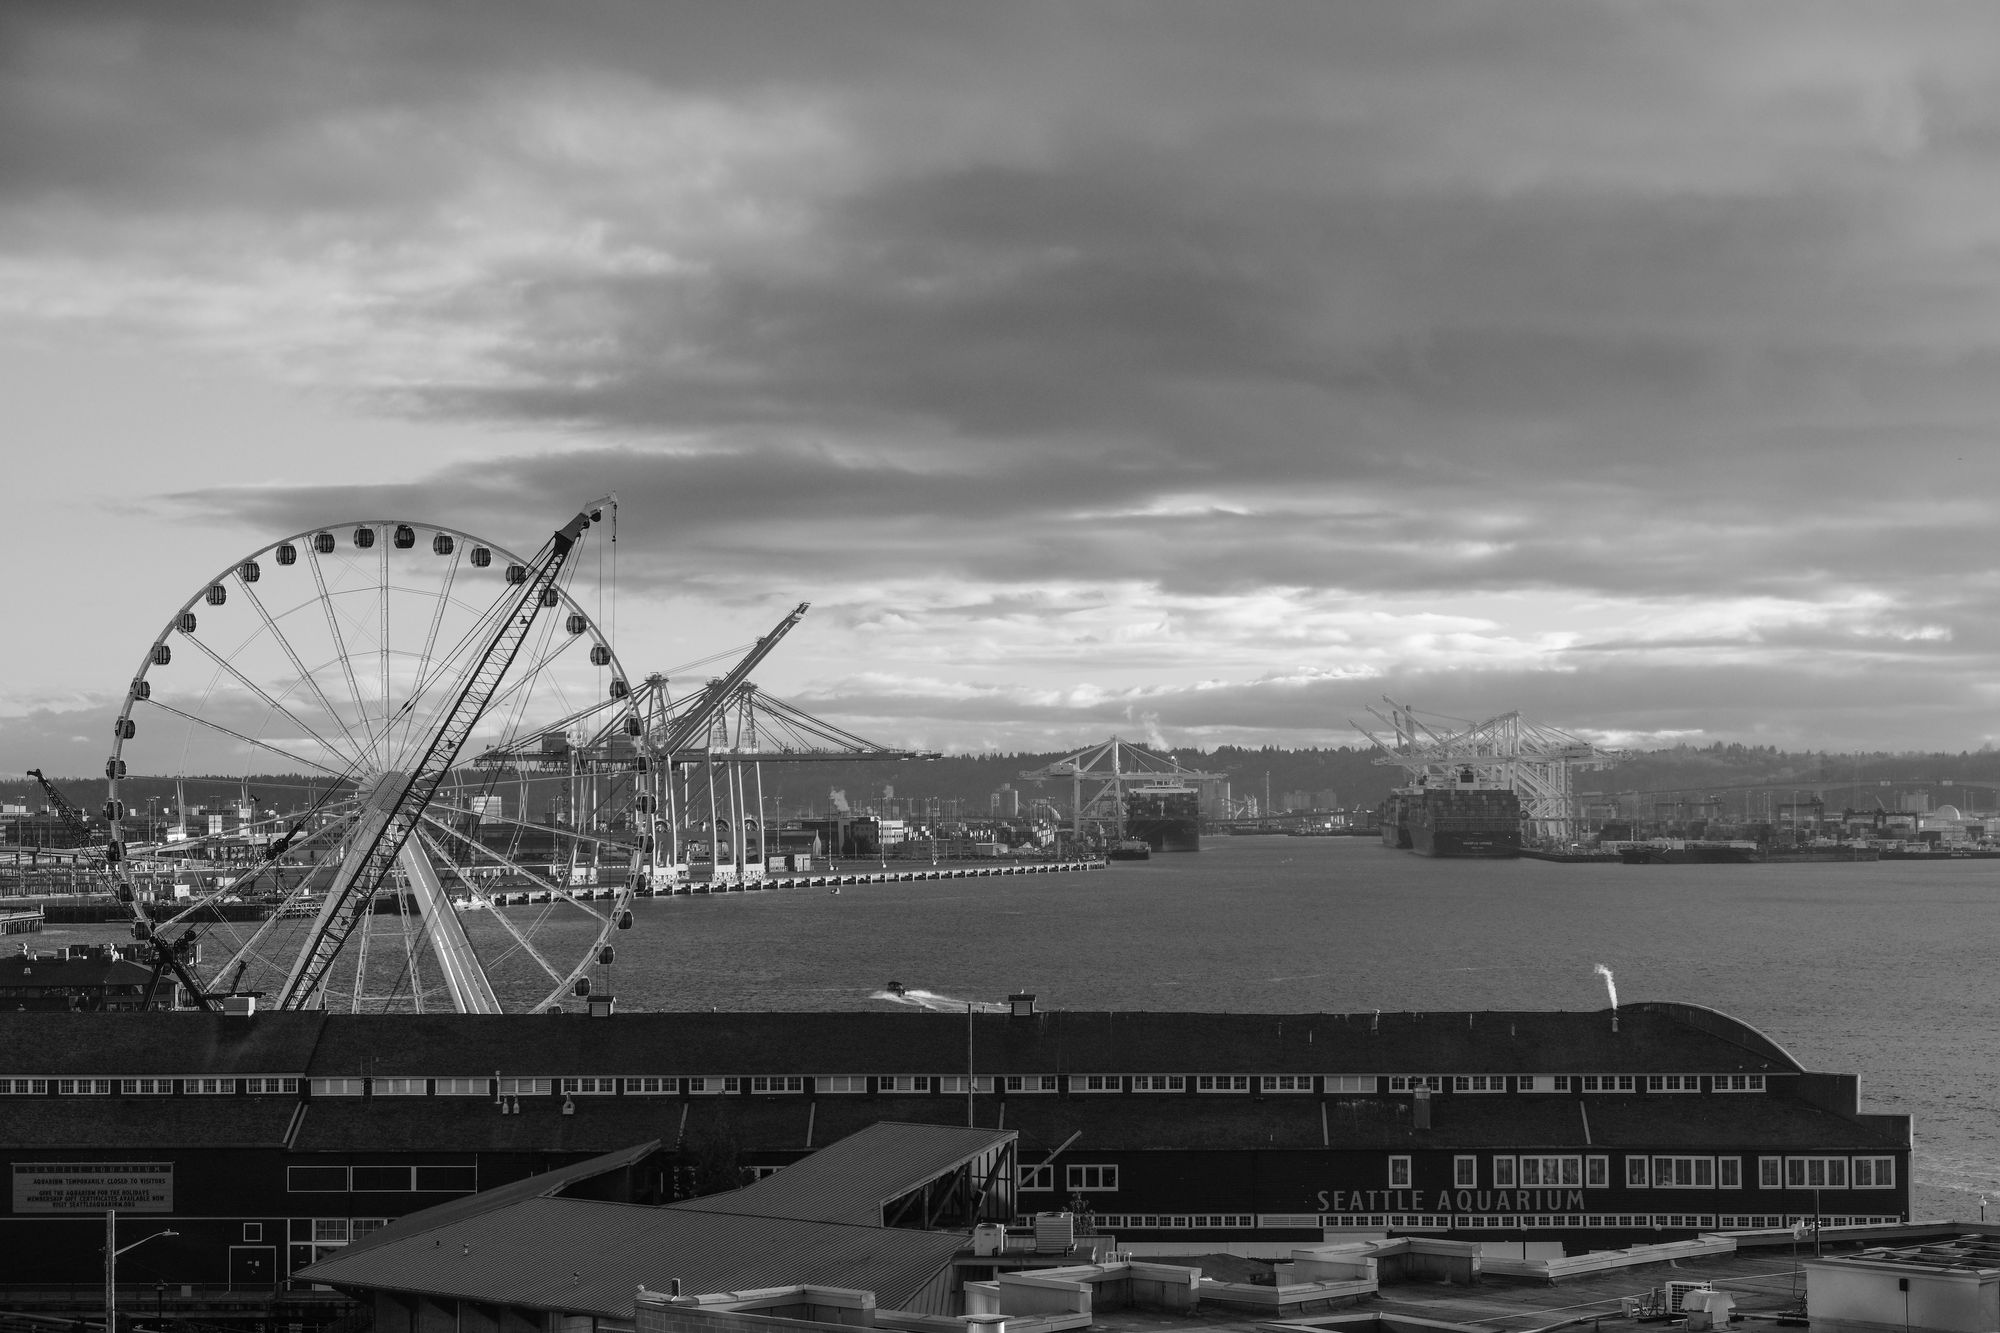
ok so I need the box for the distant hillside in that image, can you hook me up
[7,742,1993,819]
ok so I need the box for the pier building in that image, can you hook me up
[0,999,1908,1303]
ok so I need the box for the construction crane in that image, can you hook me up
[25,769,94,848]
[1020,737,1222,850]
[1354,698,1621,843]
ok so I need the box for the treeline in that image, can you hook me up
[11,743,1999,819]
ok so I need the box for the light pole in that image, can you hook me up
[105,1210,179,1333]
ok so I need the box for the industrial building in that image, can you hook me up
[0,998,1908,1312]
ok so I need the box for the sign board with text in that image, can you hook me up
[12,1162,173,1212]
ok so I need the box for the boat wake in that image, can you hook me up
[871,987,1010,1013]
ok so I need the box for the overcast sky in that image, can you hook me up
[7,1,2000,774]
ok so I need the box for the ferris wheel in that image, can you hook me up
[103,504,657,1014]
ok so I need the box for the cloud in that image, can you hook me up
[10,4,2000,751]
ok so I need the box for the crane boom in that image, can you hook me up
[25,769,92,844]
[275,502,607,1010]
[655,603,809,756]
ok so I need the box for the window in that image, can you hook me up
[1652,1156,1716,1188]
[372,1078,424,1096]
[626,1076,672,1095]
[313,1218,349,1243]
[414,1165,477,1192]
[1786,1157,1850,1188]
[1454,1075,1503,1093]
[288,1166,349,1192]
[1018,1164,1054,1190]
[1002,1075,1060,1093]
[1580,1075,1635,1092]
[433,1078,485,1096]
[1197,1075,1251,1092]
[352,1166,413,1192]
[688,1077,721,1095]
[937,1075,994,1093]
[1493,1157,1517,1187]
[1262,1075,1312,1093]
[242,1223,262,1242]
[1583,1156,1608,1188]
[1759,1157,1782,1187]
[1627,1156,1649,1188]
[1520,1156,1582,1187]
[1646,1074,1696,1092]
[1553,1075,1571,1091]
[1454,1156,1477,1187]
[497,1077,549,1096]
[351,1218,389,1239]
[1324,1075,1375,1093]
[1716,1074,1765,1092]
[1066,1164,1119,1191]
[559,1076,617,1095]
[57,1079,112,1096]
[1132,1074,1184,1092]
[245,1077,299,1095]
[1388,1156,1411,1187]
[0,1078,48,1095]
[1080,1075,1122,1092]
[1388,1076,1443,1093]
[880,1075,932,1093]
[1719,1157,1742,1188]
[750,1076,803,1094]
[121,1078,169,1096]
[817,1076,867,1093]
[312,1078,364,1097]
[1854,1157,1896,1188]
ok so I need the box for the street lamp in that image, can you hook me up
[105,1210,179,1333]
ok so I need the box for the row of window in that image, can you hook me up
[1019,1164,1119,1191]
[286,1165,478,1193]
[1388,1074,1765,1095]
[1011,1211,1905,1232]
[1428,1154,1897,1190]
[0,1077,299,1096]
[0,1071,1771,1097]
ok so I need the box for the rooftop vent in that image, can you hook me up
[222,995,257,1017]
[1009,992,1037,1018]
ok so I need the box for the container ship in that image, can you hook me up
[1380,772,1522,858]
[1124,785,1200,852]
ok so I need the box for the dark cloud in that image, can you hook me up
[13,3,2000,750]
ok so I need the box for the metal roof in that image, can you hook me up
[299,1197,967,1318]
[672,1121,1012,1225]
[337,1139,661,1260]
[0,1009,326,1075]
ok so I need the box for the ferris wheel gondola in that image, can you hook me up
[105,504,657,1013]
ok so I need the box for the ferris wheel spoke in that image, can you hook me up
[164,813,353,938]
[377,537,393,771]
[427,791,638,852]
[409,540,465,764]
[306,539,384,772]
[418,811,611,924]
[413,825,567,985]
[234,575,372,769]
[141,697,354,781]
[175,632,357,774]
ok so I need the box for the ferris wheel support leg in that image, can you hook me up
[399,843,501,1014]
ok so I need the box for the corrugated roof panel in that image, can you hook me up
[673,1122,1011,1225]
[300,1198,967,1318]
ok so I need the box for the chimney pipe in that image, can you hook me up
[1412,1087,1432,1130]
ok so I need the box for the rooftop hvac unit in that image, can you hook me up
[972,1223,1007,1256]
[1034,1212,1075,1254]
[1665,1281,1712,1313]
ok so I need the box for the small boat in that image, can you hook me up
[1107,839,1152,861]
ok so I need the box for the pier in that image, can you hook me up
[669,857,1104,895]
